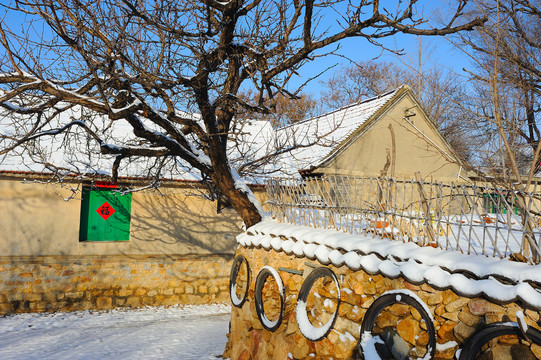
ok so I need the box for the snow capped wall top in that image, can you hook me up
[238,219,541,309]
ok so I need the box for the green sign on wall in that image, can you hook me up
[79,187,132,241]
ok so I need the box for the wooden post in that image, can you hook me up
[516,193,539,263]
[415,172,436,246]
[321,177,336,229]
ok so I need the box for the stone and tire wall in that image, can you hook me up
[225,246,541,360]
[0,254,232,314]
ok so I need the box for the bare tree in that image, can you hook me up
[450,0,541,261]
[319,60,404,110]
[458,0,541,178]
[0,0,485,227]
[237,90,320,127]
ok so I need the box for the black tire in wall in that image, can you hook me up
[254,266,285,332]
[357,291,436,360]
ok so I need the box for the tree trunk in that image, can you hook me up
[224,182,263,228]
[208,145,263,228]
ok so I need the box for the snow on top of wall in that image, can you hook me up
[238,219,541,309]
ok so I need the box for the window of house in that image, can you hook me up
[482,191,518,215]
[79,183,132,241]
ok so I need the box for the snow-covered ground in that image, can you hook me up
[0,303,231,360]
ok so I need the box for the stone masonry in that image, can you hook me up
[0,254,232,315]
[225,246,541,360]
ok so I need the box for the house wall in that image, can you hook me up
[0,176,267,314]
[317,94,465,182]
[0,177,264,256]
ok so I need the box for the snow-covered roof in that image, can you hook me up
[0,107,203,181]
[228,118,281,182]
[0,88,400,182]
[274,88,399,174]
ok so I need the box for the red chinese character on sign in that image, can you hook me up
[96,202,115,220]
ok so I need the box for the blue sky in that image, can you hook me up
[289,33,470,97]
[285,10,476,98]
[284,0,477,98]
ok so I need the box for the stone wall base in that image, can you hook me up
[0,254,233,314]
[225,246,541,360]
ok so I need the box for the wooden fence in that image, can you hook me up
[265,175,541,264]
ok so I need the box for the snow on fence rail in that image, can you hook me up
[265,175,541,264]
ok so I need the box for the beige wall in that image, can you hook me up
[0,176,266,257]
[318,93,465,182]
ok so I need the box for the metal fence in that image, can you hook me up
[265,175,541,264]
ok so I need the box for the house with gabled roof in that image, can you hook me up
[0,85,470,314]
[276,85,469,182]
